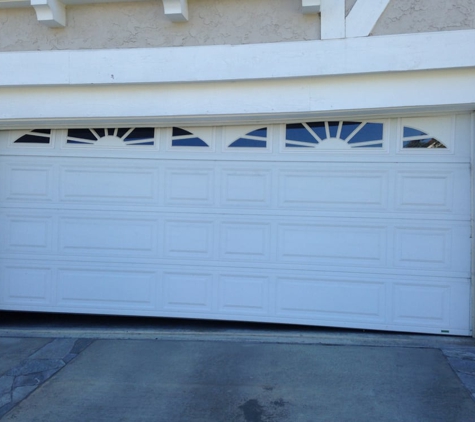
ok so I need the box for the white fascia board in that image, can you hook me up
[1,30,475,87]
[0,68,474,127]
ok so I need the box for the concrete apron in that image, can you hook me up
[0,324,475,421]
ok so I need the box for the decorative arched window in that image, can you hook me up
[14,129,51,144]
[285,121,384,149]
[228,127,268,148]
[402,126,446,149]
[171,127,208,147]
[67,128,155,146]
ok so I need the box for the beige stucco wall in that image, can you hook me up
[0,0,319,51]
[373,0,475,35]
[0,0,474,51]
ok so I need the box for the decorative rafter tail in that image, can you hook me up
[162,0,188,22]
[30,0,66,27]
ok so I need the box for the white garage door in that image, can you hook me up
[0,115,471,335]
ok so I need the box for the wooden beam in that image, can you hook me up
[30,0,66,27]
[302,0,320,14]
[162,0,188,22]
[321,0,345,39]
[346,0,391,38]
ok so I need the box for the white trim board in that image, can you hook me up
[0,69,474,128]
[1,30,475,87]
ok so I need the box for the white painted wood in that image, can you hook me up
[1,30,475,88]
[30,0,66,27]
[1,69,474,129]
[162,0,188,22]
[346,0,391,38]
[1,259,469,335]
[320,0,345,39]
[301,0,320,14]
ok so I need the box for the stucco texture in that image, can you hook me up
[373,0,475,35]
[0,0,474,51]
[0,0,319,51]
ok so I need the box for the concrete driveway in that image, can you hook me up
[0,314,474,421]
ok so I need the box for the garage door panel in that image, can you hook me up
[162,271,213,312]
[278,170,388,210]
[59,217,158,257]
[2,265,52,305]
[60,166,159,205]
[220,168,272,208]
[218,274,270,315]
[2,159,469,220]
[2,214,53,253]
[278,223,387,266]
[393,224,470,272]
[392,282,450,328]
[57,268,157,310]
[276,276,386,323]
[0,258,471,335]
[1,163,54,202]
[163,219,214,259]
[2,211,469,274]
[164,167,215,206]
[395,168,470,215]
[219,222,272,262]
[390,278,471,333]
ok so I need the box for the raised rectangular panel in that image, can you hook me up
[278,224,386,266]
[4,165,53,201]
[221,169,271,207]
[395,222,471,276]
[220,222,271,261]
[164,167,214,206]
[164,219,213,259]
[60,217,156,256]
[58,268,155,309]
[279,171,387,210]
[218,274,268,314]
[3,266,52,304]
[394,227,452,270]
[60,167,158,204]
[5,216,52,252]
[163,272,213,311]
[396,172,453,212]
[276,277,384,321]
[392,282,450,327]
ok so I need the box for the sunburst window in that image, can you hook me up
[171,127,208,147]
[66,128,155,146]
[402,126,446,149]
[285,121,384,149]
[229,128,268,148]
[14,129,51,144]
